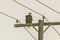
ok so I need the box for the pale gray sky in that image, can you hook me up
[0,0,60,40]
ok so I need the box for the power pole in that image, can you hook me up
[14,21,60,40]
[38,16,44,40]
[38,20,44,40]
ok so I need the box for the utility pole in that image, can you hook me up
[38,16,44,40]
[14,21,60,40]
[38,20,44,40]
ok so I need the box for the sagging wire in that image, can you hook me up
[35,0,60,15]
[0,12,36,40]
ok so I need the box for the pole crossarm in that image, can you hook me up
[14,23,38,27]
[14,22,60,27]
[44,22,60,25]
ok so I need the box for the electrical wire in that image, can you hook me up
[35,0,60,15]
[52,26,60,36]
[0,12,17,20]
[24,27,37,40]
[13,0,44,16]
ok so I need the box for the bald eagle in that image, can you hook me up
[25,12,33,28]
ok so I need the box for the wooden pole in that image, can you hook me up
[38,20,44,40]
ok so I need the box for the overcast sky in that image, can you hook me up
[0,0,60,40]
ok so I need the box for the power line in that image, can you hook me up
[35,0,60,15]
[0,12,17,20]
[13,0,44,16]
[52,26,60,36]
[24,27,37,40]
